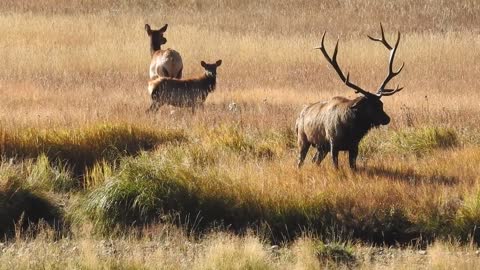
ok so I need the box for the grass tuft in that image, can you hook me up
[27,154,76,192]
[197,234,275,270]
[454,189,480,242]
[390,127,459,155]
[81,154,195,232]
[313,240,356,265]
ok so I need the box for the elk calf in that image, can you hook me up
[147,60,222,114]
[145,23,183,79]
[296,24,405,169]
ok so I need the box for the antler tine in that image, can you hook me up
[371,26,405,97]
[389,32,405,75]
[345,73,361,94]
[313,31,327,51]
[315,32,371,96]
[332,39,339,63]
[367,23,392,50]
[380,85,404,96]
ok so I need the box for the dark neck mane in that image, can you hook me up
[349,109,375,144]
[203,73,217,92]
[150,43,161,56]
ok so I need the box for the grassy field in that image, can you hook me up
[1,0,480,268]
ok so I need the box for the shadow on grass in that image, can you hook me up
[0,181,65,239]
[80,156,428,246]
[0,124,187,177]
[359,166,458,186]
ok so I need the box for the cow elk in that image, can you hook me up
[147,60,222,114]
[145,23,183,79]
[296,24,405,169]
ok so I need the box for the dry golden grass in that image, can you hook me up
[0,1,479,130]
[1,0,480,268]
[2,227,480,270]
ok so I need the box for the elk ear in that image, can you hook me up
[159,24,168,33]
[201,61,207,68]
[215,60,222,67]
[145,24,152,35]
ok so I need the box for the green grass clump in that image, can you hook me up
[454,189,480,242]
[360,127,459,159]
[82,154,197,232]
[0,156,75,192]
[0,124,186,173]
[80,150,277,233]
[359,128,390,158]
[80,151,418,243]
[27,155,75,192]
[390,127,459,155]
[313,240,356,265]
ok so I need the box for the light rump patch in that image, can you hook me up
[145,23,183,79]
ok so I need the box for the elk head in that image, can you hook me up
[145,23,168,55]
[315,24,405,127]
[201,60,222,77]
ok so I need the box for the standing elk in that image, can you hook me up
[296,24,405,169]
[145,23,183,79]
[147,60,222,114]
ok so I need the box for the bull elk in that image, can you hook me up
[145,23,183,79]
[147,60,222,114]
[296,24,405,169]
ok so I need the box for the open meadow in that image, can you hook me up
[1,0,480,268]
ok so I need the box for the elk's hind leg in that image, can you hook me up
[297,139,311,168]
[312,144,329,166]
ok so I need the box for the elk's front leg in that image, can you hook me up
[146,101,161,114]
[349,145,359,170]
[312,145,329,166]
[330,142,339,169]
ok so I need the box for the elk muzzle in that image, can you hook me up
[381,114,390,125]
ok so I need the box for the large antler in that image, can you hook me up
[315,32,373,97]
[368,23,405,97]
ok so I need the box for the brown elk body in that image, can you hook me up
[145,24,183,79]
[147,60,222,114]
[296,25,405,169]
